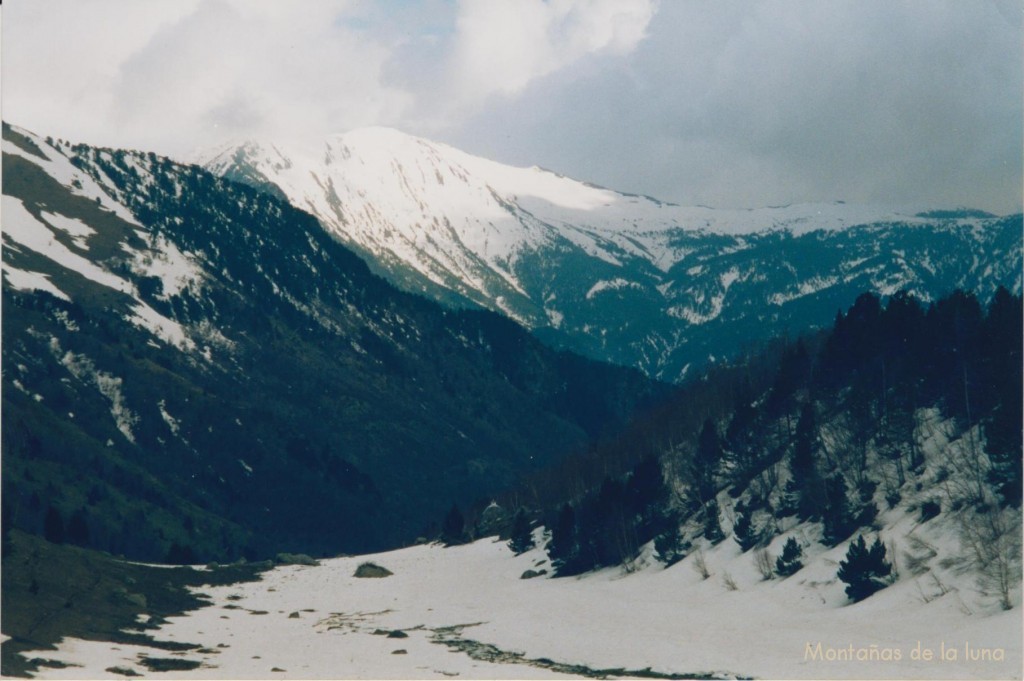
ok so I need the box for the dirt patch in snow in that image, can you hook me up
[428,622,750,680]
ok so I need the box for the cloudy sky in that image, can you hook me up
[4,0,1021,213]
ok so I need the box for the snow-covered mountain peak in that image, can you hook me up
[199,137,291,175]
[199,126,995,260]
[197,128,674,326]
[325,125,445,160]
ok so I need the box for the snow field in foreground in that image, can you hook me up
[29,526,1021,680]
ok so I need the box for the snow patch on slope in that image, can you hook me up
[1,265,70,301]
[158,399,183,439]
[2,195,134,293]
[129,304,193,350]
[59,349,139,444]
[125,233,204,299]
[768,275,841,306]
[3,129,140,225]
[586,278,642,300]
[39,211,96,249]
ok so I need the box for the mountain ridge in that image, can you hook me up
[198,127,1023,381]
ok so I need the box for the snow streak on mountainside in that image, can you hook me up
[200,128,1023,381]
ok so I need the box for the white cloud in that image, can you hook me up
[4,0,414,156]
[444,0,1022,215]
[4,0,655,156]
[106,0,414,154]
[3,0,1019,213]
[451,0,655,103]
[3,0,201,145]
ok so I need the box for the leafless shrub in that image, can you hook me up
[722,570,738,591]
[930,572,950,597]
[888,539,900,580]
[915,574,950,604]
[905,534,938,555]
[693,548,710,580]
[751,462,780,504]
[960,506,1021,611]
[903,536,938,576]
[915,580,932,604]
[753,548,774,580]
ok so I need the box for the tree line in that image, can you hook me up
[440,287,1021,597]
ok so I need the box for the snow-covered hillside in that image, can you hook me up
[199,129,1022,380]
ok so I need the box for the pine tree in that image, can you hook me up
[985,390,1023,507]
[627,455,665,516]
[165,542,197,565]
[733,511,758,552]
[925,291,984,425]
[694,419,722,502]
[2,501,13,558]
[548,503,579,574]
[725,379,759,488]
[766,341,811,423]
[43,505,65,544]
[785,403,826,520]
[507,509,534,555]
[822,474,856,546]
[982,287,1023,507]
[654,516,686,566]
[441,504,467,546]
[837,535,892,602]
[703,498,724,544]
[775,537,804,577]
[67,508,90,547]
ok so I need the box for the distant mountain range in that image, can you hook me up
[1,123,662,561]
[200,128,1022,380]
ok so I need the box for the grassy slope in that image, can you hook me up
[0,531,266,677]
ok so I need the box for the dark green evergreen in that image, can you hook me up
[725,379,759,490]
[653,517,686,566]
[981,287,1023,507]
[440,504,467,546]
[694,419,723,503]
[702,498,725,544]
[733,511,758,552]
[66,509,90,547]
[784,404,826,520]
[507,509,534,555]
[775,537,803,577]
[837,535,892,602]
[822,474,857,546]
[164,542,197,566]
[43,506,64,545]
[548,504,578,573]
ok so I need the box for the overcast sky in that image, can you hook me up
[4,0,1021,213]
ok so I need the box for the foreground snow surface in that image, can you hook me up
[30,531,1020,680]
